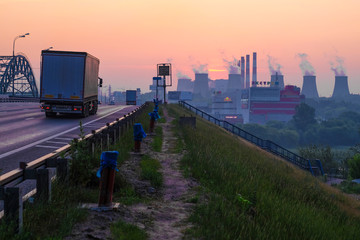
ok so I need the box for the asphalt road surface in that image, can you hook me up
[0,102,138,175]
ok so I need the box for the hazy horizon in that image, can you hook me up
[1,0,359,97]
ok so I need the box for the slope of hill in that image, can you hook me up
[169,104,360,239]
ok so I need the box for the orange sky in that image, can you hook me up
[1,0,359,96]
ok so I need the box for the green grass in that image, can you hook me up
[0,103,155,239]
[168,104,360,240]
[170,119,185,153]
[111,220,148,240]
[335,180,360,194]
[140,155,163,188]
[150,126,163,152]
[0,181,89,240]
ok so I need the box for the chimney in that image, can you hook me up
[301,76,319,99]
[241,56,245,89]
[332,76,350,99]
[252,52,257,87]
[246,55,250,89]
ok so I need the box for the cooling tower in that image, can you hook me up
[227,74,242,92]
[241,56,245,89]
[332,76,350,99]
[252,52,257,87]
[177,78,193,92]
[270,73,284,89]
[193,73,210,98]
[246,55,250,89]
[301,76,319,99]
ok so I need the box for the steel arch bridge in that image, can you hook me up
[0,54,38,97]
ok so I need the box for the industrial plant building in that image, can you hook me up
[169,52,357,125]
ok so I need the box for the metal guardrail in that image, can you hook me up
[178,101,324,176]
[0,102,149,230]
[0,97,39,102]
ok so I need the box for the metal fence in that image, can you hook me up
[0,102,149,231]
[178,101,324,176]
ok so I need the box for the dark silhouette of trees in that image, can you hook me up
[293,103,316,131]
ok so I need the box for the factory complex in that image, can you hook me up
[149,52,355,125]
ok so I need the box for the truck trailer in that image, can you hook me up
[126,90,137,105]
[40,50,101,117]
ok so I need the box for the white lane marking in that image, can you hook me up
[45,141,69,144]
[0,106,127,159]
[36,145,60,149]
[25,117,34,120]
[54,137,73,141]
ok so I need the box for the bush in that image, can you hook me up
[348,154,360,179]
[69,121,96,186]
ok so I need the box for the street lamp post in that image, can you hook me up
[13,33,29,56]
[12,33,30,96]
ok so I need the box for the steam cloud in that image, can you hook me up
[223,57,241,74]
[330,56,346,76]
[267,55,282,75]
[176,71,191,79]
[297,53,315,76]
[192,63,208,74]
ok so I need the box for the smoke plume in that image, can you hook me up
[267,55,282,75]
[330,56,346,76]
[297,53,315,76]
[223,57,241,74]
[192,63,208,74]
[176,71,191,79]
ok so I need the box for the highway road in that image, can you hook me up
[0,102,138,175]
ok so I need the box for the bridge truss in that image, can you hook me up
[0,54,38,97]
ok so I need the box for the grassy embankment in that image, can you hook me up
[0,103,157,240]
[168,104,360,240]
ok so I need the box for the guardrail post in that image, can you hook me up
[107,132,110,150]
[4,187,23,232]
[36,169,51,202]
[57,158,68,182]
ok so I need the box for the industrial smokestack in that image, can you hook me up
[227,74,242,92]
[252,52,257,87]
[246,55,250,89]
[193,73,210,98]
[241,56,245,89]
[332,76,350,99]
[301,76,319,99]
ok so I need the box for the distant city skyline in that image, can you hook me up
[1,0,359,97]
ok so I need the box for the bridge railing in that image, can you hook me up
[0,97,39,102]
[0,102,149,230]
[178,101,324,176]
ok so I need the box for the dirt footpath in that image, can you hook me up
[66,108,197,240]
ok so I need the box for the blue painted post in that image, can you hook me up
[308,160,315,176]
[316,159,324,176]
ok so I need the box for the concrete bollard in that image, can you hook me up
[149,118,155,133]
[133,123,146,153]
[97,151,119,207]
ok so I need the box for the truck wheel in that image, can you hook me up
[45,112,56,118]
[93,102,98,114]
[82,104,90,118]
[89,101,97,115]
